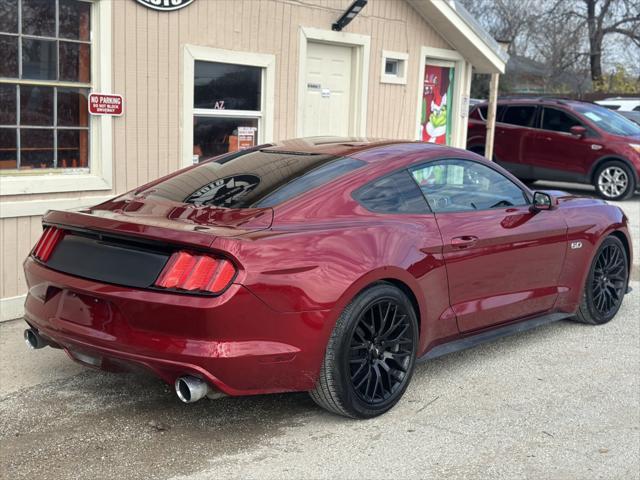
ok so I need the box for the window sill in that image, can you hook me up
[380,74,407,85]
[0,172,112,196]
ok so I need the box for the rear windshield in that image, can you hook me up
[142,149,365,208]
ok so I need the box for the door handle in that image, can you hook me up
[451,235,479,248]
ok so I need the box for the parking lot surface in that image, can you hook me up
[1,183,638,480]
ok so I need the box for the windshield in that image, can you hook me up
[142,149,365,208]
[574,104,640,136]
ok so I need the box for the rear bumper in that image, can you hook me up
[23,257,334,396]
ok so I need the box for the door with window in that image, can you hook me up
[411,159,567,332]
[528,107,599,180]
[494,105,538,178]
[302,42,353,137]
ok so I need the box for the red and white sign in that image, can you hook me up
[89,93,124,116]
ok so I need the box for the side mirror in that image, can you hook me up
[531,191,554,211]
[570,125,587,138]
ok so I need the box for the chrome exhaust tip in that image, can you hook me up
[24,328,47,350]
[175,376,210,403]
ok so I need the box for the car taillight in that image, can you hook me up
[32,227,64,262]
[154,251,236,294]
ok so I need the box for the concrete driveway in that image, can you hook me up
[1,184,638,480]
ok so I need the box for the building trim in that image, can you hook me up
[296,27,370,138]
[0,195,114,219]
[181,45,276,167]
[0,295,25,323]
[0,0,114,196]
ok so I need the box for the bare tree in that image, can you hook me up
[580,0,640,83]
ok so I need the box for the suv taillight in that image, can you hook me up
[32,227,64,262]
[154,251,236,294]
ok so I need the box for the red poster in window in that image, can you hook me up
[88,93,124,116]
[421,65,454,145]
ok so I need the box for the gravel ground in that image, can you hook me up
[1,183,638,480]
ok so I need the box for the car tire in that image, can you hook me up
[309,283,419,418]
[573,235,629,325]
[593,161,636,201]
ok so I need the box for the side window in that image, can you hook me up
[410,159,528,213]
[477,105,505,121]
[502,106,537,127]
[353,170,430,214]
[542,108,582,133]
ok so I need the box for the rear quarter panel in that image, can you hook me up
[214,210,454,357]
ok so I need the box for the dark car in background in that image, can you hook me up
[467,98,640,200]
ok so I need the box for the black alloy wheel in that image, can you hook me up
[349,300,413,405]
[310,283,418,418]
[575,235,629,325]
[590,243,627,317]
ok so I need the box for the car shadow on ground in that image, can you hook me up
[0,314,601,480]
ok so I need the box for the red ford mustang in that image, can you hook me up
[23,138,632,418]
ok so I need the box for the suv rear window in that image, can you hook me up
[143,150,365,208]
[502,106,537,127]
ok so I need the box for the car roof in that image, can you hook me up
[259,137,466,163]
[259,137,416,157]
[474,97,591,109]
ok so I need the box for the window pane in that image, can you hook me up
[542,108,581,133]
[411,160,527,212]
[194,61,262,110]
[502,106,536,127]
[0,84,17,125]
[0,34,18,77]
[354,171,430,214]
[59,41,90,82]
[20,128,53,168]
[20,85,54,126]
[256,157,365,207]
[0,128,17,169]
[22,0,55,37]
[58,129,88,168]
[22,38,57,80]
[57,88,89,126]
[59,0,91,41]
[0,0,18,33]
[193,116,258,160]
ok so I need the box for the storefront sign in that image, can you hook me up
[88,93,124,116]
[135,0,195,12]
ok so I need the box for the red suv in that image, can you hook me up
[467,98,640,200]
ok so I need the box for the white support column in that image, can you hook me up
[484,72,500,161]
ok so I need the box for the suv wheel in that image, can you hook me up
[594,161,635,200]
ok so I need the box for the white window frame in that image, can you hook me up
[415,46,472,149]
[181,45,275,168]
[0,0,113,196]
[296,27,370,138]
[380,50,409,85]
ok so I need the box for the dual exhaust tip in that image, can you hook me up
[25,328,216,404]
[24,328,48,350]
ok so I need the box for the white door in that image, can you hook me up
[303,42,353,137]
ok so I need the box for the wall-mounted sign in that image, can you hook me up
[88,93,124,116]
[135,0,195,12]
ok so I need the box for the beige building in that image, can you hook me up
[0,0,507,320]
